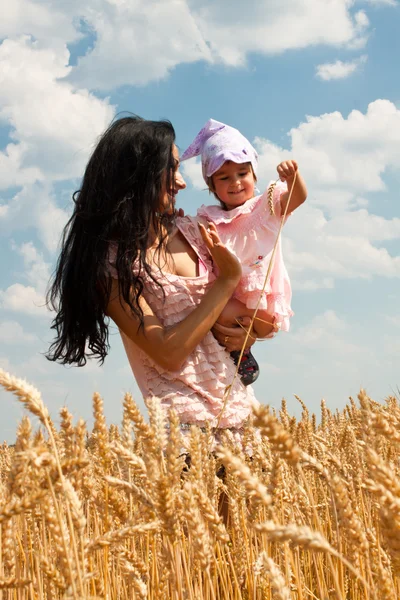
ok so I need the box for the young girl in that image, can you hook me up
[181,119,307,385]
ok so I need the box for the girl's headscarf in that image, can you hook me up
[181,118,258,183]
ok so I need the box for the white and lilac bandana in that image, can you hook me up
[181,118,258,183]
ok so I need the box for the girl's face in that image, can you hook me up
[212,161,255,210]
[159,144,186,215]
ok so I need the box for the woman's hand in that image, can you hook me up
[212,317,256,353]
[198,222,241,283]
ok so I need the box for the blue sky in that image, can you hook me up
[1,0,399,440]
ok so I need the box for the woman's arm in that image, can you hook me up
[107,223,241,371]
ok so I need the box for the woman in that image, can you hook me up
[47,116,257,439]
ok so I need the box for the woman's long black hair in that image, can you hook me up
[46,116,176,366]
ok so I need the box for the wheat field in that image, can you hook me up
[0,368,399,599]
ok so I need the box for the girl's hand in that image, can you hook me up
[198,222,241,283]
[212,317,256,352]
[277,160,298,182]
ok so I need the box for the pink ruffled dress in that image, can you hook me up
[109,216,257,435]
[197,181,293,332]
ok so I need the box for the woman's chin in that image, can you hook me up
[159,207,176,220]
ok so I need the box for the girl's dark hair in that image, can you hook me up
[46,115,176,366]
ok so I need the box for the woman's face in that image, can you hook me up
[159,144,186,215]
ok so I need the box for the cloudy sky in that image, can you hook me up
[1,0,399,440]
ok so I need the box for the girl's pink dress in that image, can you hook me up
[197,181,293,332]
[109,217,257,432]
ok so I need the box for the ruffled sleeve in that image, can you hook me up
[197,180,290,228]
[197,194,261,224]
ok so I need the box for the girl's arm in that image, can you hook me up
[277,160,307,214]
[107,223,242,371]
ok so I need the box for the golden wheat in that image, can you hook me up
[0,368,399,599]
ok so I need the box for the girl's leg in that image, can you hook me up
[250,308,279,339]
[216,299,262,385]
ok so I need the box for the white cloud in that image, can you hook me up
[15,241,52,294]
[0,183,69,253]
[256,310,379,412]
[0,242,52,325]
[70,0,213,90]
[0,0,396,94]
[183,100,400,288]
[253,139,290,185]
[0,354,67,402]
[385,315,400,327]
[0,321,37,344]
[0,0,398,441]
[291,310,372,358]
[0,357,12,372]
[385,315,400,328]
[181,157,207,191]
[189,2,370,67]
[293,278,335,291]
[274,100,400,286]
[0,0,78,48]
[324,209,400,241]
[19,354,52,376]
[364,0,397,5]
[257,362,281,374]
[117,364,133,378]
[35,193,70,254]
[284,204,400,284]
[292,310,345,343]
[0,142,43,189]
[186,99,400,209]
[0,283,47,318]
[182,100,400,289]
[255,99,400,197]
[71,0,369,89]
[2,0,387,92]
[0,36,115,185]
[316,55,367,81]
[0,34,114,252]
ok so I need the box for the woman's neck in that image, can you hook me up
[147,217,174,249]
